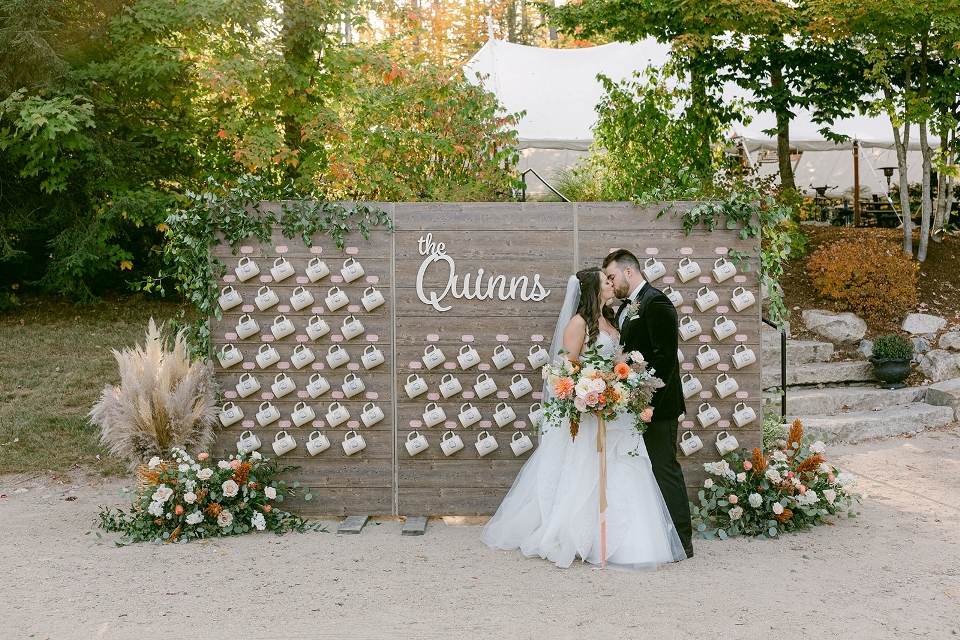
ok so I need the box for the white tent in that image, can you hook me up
[465,37,929,199]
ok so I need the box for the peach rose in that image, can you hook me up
[614,362,631,379]
[197,453,209,461]
[230,460,241,470]
[174,505,184,515]
[728,494,738,504]
[742,460,753,470]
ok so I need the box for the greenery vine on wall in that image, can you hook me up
[137,175,393,357]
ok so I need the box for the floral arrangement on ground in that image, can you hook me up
[541,346,663,441]
[96,448,317,544]
[690,420,861,539]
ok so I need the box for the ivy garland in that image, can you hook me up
[137,175,393,358]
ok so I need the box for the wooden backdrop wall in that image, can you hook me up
[210,202,762,516]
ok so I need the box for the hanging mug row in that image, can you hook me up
[415,400,539,429]
[237,428,368,457]
[678,315,748,343]
[418,342,550,372]
[223,399,384,429]
[219,282,384,314]
[230,313,371,342]
[404,372,534,401]
[679,343,757,371]
[679,430,743,457]
[641,256,740,285]
[691,402,758,429]
[661,285,756,314]
[233,256,366,284]
[217,341,385,370]
[230,370,373,401]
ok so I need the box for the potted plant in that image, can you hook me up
[869,333,914,389]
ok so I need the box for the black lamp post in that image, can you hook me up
[881,166,897,192]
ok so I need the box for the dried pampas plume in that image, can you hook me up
[89,319,217,467]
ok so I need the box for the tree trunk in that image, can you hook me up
[771,65,796,192]
[932,125,953,240]
[917,37,931,262]
[885,65,913,255]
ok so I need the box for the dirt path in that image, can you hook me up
[2,426,959,639]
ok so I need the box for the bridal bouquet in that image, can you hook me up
[541,346,664,440]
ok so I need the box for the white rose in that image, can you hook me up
[264,486,277,499]
[581,366,597,379]
[217,510,234,528]
[809,440,826,455]
[191,464,201,471]
[148,456,162,469]
[703,479,713,489]
[575,379,593,398]
[251,451,262,460]
[590,377,606,393]
[218,460,231,470]
[771,450,788,463]
[186,511,204,525]
[818,462,832,475]
[147,501,164,517]
[823,489,837,505]
[748,493,762,508]
[629,351,645,365]
[772,502,784,515]
[715,461,730,476]
[736,472,747,482]
[729,506,744,520]
[221,480,239,497]
[152,486,174,503]
[184,479,196,492]
[765,469,782,484]
[183,492,197,504]
[251,513,266,531]
[196,468,214,481]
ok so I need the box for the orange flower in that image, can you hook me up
[614,362,631,379]
[554,377,575,399]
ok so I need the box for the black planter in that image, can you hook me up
[870,357,912,389]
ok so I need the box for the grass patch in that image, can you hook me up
[0,293,193,478]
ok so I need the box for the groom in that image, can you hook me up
[603,249,693,559]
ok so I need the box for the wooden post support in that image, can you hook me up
[401,516,429,536]
[337,515,370,534]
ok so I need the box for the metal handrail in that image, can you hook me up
[519,168,570,202]
[762,316,787,420]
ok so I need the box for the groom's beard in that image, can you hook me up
[614,283,631,298]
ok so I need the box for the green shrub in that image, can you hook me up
[871,333,914,360]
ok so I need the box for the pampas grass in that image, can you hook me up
[89,319,217,467]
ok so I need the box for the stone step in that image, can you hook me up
[761,340,835,367]
[762,361,876,389]
[792,403,955,442]
[925,379,960,421]
[771,386,927,416]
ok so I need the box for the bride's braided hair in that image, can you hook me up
[576,267,615,346]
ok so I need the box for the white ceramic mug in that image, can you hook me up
[475,431,499,457]
[510,431,533,456]
[235,372,261,398]
[642,257,666,282]
[325,402,350,427]
[712,257,737,283]
[458,403,481,428]
[422,402,447,427]
[256,344,280,369]
[291,343,316,369]
[731,343,757,369]
[218,285,242,311]
[219,402,244,427]
[440,430,464,456]
[405,374,427,398]
[341,372,365,398]
[290,286,315,312]
[697,402,721,428]
[715,431,740,456]
[237,430,262,454]
[695,286,719,312]
[405,431,429,456]
[341,315,365,341]
[271,315,295,340]
[306,373,331,399]
[305,257,330,283]
[255,286,279,311]
[528,402,544,427]
[714,373,739,399]
[235,314,260,340]
[342,430,366,455]
[325,344,349,368]
[340,258,365,283]
[494,402,517,428]
[361,345,384,370]
[730,286,756,312]
[270,257,295,282]
[679,431,703,457]
[677,257,701,283]
[527,344,550,369]
[510,374,533,399]
[695,345,720,370]
[474,373,497,399]
[422,344,446,369]
[361,402,384,427]
[362,287,385,312]
[713,315,737,341]
[492,344,515,370]
[732,402,758,427]
[457,344,481,369]
[271,372,296,398]
[306,431,331,456]
[256,401,280,426]
[678,348,685,363]
[678,315,702,341]
[235,256,260,282]
[325,286,348,312]
[218,344,243,368]
[663,286,684,308]
[291,401,316,428]
[439,374,463,398]
[681,373,703,399]
[306,315,330,341]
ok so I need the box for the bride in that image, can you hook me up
[481,267,687,571]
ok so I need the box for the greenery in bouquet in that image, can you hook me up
[690,420,861,540]
[541,345,664,441]
[97,448,315,544]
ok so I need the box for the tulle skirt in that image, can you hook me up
[481,412,686,571]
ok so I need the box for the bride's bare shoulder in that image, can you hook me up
[564,314,586,333]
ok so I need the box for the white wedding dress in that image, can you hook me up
[481,331,686,571]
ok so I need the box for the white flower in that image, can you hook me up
[148,456,162,469]
[251,513,266,531]
[809,440,826,455]
[575,379,593,398]
[264,486,277,500]
[795,490,819,507]
[836,473,857,487]
[765,469,782,484]
[251,451,262,460]
[183,492,197,504]
[748,493,762,508]
[736,472,747,482]
[574,397,588,412]
[581,366,598,379]
[823,489,837,505]
[147,501,164,517]
[178,464,190,473]
[818,462,832,475]
[771,450,788,463]
[218,460,231,470]
[703,460,730,476]
[590,377,606,393]
[196,468,214,481]
[186,511,204,525]
[703,478,713,489]
[191,464,201,471]
[772,502,784,515]
[184,479,196,492]
[221,480,239,497]
[152,485,174,503]
[629,351,645,365]
[729,506,744,520]
[217,510,234,527]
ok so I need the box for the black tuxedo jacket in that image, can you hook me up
[617,283,685,421]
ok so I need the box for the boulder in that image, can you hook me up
[801,309,867,343]
[938,332,960,351]
[857,339,873,359]
[912,336,931,355]
[902,313,947,335]
[925,378,960,420]
[916,349,960,382]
